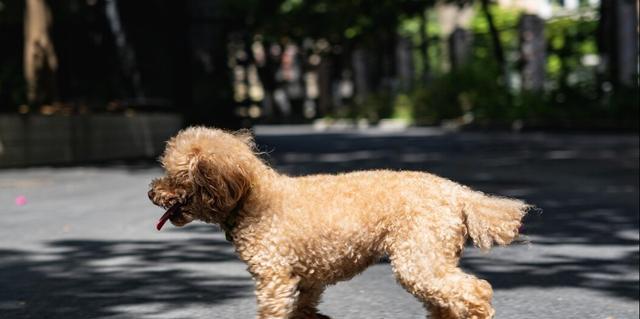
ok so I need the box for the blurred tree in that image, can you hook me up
[450,0,507,68]
[418,5,431,81]
[598,0,639,88]
[185,0,237,127]
[24,0,58,107]
[448,27,473,70]
[0,1,26,111]
[519,14,545,91]
[268,0,437,116]
[104,0,143,99]
[479,0,509,94]
[447,1,510,77]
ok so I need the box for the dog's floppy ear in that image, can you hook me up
[188,153,251,210]
[188,154,212,187]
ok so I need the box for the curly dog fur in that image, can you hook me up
[148,127,529,319]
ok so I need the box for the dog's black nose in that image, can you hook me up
[148,189,155,202]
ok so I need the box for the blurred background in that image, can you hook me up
[0,0,638,166]
[0,1,638,318]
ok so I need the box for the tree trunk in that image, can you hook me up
[396,36,414,90]
[187,0,239,128]
[24,0,58,107]
[419,8,430,82]
[480,0,511,103]
[598,0,639,88]
[519,14,546,91]
[169,0,191,121]
[317,52,332,117]
[614,0,638,87]
[104,0,144,99]
[480,0,505,69]
[449,27,473,71]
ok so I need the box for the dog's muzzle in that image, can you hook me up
[156,202,183,231]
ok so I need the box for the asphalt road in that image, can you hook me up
[0,126,638,319]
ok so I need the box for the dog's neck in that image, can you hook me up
[219,169,280,242]
[219,190,250,242]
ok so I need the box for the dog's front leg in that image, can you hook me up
[255,272,300,319]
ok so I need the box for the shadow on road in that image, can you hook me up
[256,131,639,300]
[462,249,639,300]
[0,236,250,318]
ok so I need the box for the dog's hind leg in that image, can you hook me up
[386,221,495,319]
[390,253,494,319]
[254,272,300,319]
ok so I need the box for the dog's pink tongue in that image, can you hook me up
[156,203,181,231]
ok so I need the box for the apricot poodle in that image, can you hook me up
[148,127,529,319]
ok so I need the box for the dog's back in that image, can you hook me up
[247,170,527,286]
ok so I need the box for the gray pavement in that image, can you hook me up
[0,126,638,318]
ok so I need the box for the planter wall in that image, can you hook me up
[0,113,182,167]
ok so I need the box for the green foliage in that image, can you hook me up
[410,61,509,124]
[345,92,394,122]
[470,3,520,52]
[545,16,598,85]
[470,3,520,35]
[1,0,635,129]
[345,3,637,130]
[406,66,638,129]
[391,94,414,121]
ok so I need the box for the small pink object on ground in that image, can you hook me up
[15,196,27,206]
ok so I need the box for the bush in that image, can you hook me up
[411,62,510,124]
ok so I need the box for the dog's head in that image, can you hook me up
[148,127,258,229]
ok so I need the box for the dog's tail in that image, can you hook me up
[460,187,530,250]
